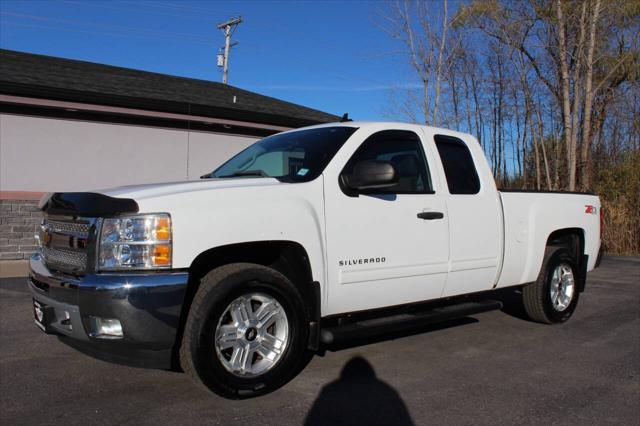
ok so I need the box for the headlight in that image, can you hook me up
[98,214,172,270]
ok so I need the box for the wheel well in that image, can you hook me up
[546,228,584,261]
[172,241,318,368]
[546,228,587,292]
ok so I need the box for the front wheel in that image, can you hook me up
[523,246,580,324]
[180,263,310,399]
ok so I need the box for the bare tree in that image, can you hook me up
[555,0,586,191]
[432,0,449,125]
[378,0,459,125]
[380,0,639,254]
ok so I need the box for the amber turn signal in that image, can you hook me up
[153,244,171,266]
[155,217,171,241]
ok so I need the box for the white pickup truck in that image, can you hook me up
[29,122,602,398]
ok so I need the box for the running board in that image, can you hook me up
[319,299,503,345]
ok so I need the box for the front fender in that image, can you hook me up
[135,178,327,297]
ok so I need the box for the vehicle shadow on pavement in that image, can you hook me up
[491,287,531,322]
[304,356,414,426]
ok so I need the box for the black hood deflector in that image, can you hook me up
[39,192,139,217]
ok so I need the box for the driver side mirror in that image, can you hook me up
[342,160,398,191]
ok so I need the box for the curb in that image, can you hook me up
[0,260,28,278]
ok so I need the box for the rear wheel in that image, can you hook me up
[180,263,310,399]
[523,246,579,324]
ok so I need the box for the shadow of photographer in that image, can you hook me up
[304,356,414,426]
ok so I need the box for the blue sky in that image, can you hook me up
[0,0,419,120]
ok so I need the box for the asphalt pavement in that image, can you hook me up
[1,256,638,425]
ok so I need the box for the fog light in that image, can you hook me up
[61,311,72,328]
[89,316,123,339]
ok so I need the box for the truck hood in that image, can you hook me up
[99,177,282,201]
[38,178,283,217]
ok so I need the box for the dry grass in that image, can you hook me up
[601,198,640,255]
[594,151,640,255]
[501,151,639,255]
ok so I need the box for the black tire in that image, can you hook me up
[523,246,580,324]
[180,263,310,399]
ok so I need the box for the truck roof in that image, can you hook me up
[293,121,475,141]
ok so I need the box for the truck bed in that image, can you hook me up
[496,191,601,288]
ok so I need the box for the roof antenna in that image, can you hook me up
[340,113,352,122]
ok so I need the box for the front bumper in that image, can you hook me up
[28,254,189,369]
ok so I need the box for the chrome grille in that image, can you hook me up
[41,218,91,274]
[42,246,87,272]
[45,219,89,237]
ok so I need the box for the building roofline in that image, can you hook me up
[0,49,340,128]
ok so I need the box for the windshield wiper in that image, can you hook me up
[219,170,269,178]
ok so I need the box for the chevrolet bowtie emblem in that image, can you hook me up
[42,226,52,246]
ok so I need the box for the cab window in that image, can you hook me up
[342,130,433,194]
[434,135,480,194]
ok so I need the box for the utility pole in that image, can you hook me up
[217,16,242,84]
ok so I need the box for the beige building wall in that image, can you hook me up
[0,113,257,192]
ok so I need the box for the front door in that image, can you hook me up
[324,129,450,315]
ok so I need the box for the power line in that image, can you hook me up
[1,8,395,90]
[0,11,212,43]
[60,0,215,22]
[132,0,229,14]
[0,21,213,47]
[123,3,390,87]
[244,34,392,88]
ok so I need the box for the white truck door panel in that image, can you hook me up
[324,129,450,315]
[426,131,502,297]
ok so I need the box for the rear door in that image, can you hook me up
[428,131,502,297]
[324,128,450,315]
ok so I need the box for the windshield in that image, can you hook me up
[209,126,358,182]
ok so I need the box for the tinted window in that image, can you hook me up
[434,135,480,194]
[211,126,358,182]
[342,130,433,194]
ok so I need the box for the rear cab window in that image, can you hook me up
[434,135,480,194]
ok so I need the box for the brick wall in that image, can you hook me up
[0,200,42,260]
